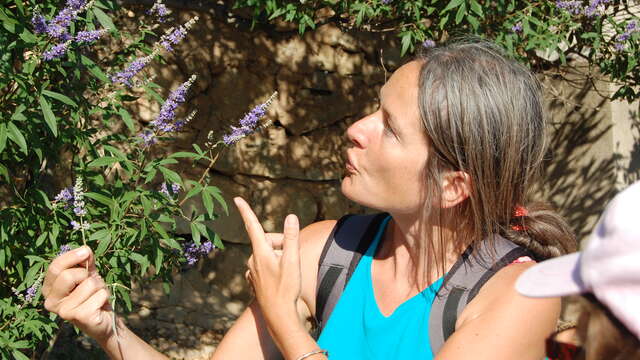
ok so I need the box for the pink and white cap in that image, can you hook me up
[516,181,640,339]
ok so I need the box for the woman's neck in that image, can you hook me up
[376,213,467,288]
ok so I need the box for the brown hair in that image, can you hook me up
[576,294,640,360]
[414,38,576,281]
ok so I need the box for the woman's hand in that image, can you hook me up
[42,246,114,345]
[234,197,302,329]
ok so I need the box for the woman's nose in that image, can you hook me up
[346,114,373,149]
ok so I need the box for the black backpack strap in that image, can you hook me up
[429,235,533,353]
[314,213,389,337]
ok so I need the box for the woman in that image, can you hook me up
[517,181,640,360]
[42,39,576,359]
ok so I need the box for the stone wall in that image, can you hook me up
[88,5,640,360]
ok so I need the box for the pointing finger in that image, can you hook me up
[282,214,300,265]
[234,197,269,254]
[43,246,94,297]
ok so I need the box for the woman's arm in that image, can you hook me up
[435,262,559,360]
[232,198,334,360]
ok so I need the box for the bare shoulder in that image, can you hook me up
[459,261,557,324]
[437,262,559,359]
[298,220,337,318]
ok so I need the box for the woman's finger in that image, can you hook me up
[282,214,300,266]
[57,275,106,318]
[73,288,111,328]
[44,267,90,312]
[234,197,269,255]
[43,246,94,297]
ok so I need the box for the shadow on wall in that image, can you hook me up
[540,72,618,243]
[620,110,640,185]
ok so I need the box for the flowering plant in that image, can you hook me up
[0,0,275,357]
[236,0,640,101]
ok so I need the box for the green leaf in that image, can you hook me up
[42,90,78,107]
[201,190,214,218]
[169,152,200,159]
[89,229,110,241]
[95,234,111,256]
[0,123,7,154]
[190,222,201,244]
[118,107,134,132]
[12,350,29,360]
[470,0,483,17]
[129,252,150,275]
[206,186,228,215]
[443,0,464,13]
[88,156,120,168]
[85,192,115,207]
[7,122,27,154]
[81,55,109,83]
[455,3,466,24]
[36,232,48,246]
[39,96,58,137]
[158,166,182,186]
[161,237,181,250]
[92,8,116,31]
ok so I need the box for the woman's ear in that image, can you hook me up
[440,171,471,208]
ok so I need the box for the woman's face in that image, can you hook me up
[341,61,431,215]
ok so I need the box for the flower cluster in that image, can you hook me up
[74,29,107,44]
[555,0,611,17]
[110,54,156,87]
[58,244,72,256]
[160,17,199,52]
[32,0,89,40]
[42,41,71,61]
[32,0,106,61]
[110,17,199,87]
[150,75,197,133]
[54,177,89,227]
[615,21,639,52]
[222,92,278,145]
[159,182,181,197]
[70,220,90,231]
[12,272,45,305]
[183,240,214,266]
[147,0,171,22]
[512,22,523,34]
[422,39,436,48]
[72,177,87,217]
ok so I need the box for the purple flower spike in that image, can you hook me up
[150,75,197,133]
[511,22,523,33]
[58,244,72,256]
[222,92,278,145]
[43,41,70,61]
[147,0,171,22]
[159,182,181,197]
[183,240,215,266]
[25,285,38,302]
[422,39,436,48]
[75,29,106,44]
[111,55,154,87]
[159,17,198,52]
[32,12,48,34]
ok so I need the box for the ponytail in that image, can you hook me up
[502,202,577,260]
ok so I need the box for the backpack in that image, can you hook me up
[313,213,532,354]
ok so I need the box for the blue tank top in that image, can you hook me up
[317,216,444,359]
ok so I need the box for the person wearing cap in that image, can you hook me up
[516,181,640,360]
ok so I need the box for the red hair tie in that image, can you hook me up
[513,205,528,218]
[511,205,528,231]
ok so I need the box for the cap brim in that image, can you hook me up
[515,253,588,298]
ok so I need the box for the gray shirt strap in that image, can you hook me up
[428,235,533,354]
[314,213,389,337]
